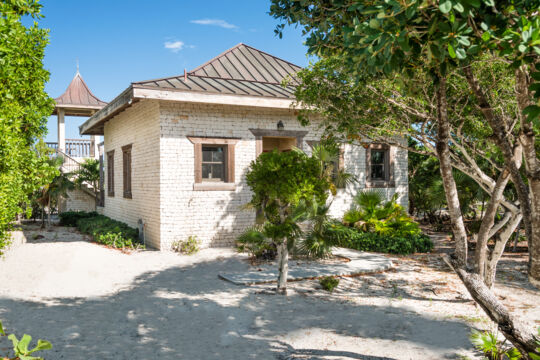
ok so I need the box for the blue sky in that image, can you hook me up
[40,0,310,142]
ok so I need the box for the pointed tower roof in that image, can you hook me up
[53,71,107,116]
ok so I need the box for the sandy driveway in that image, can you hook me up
[0,224,537,359]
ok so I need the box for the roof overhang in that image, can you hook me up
[53,104,105,117]
[80,85,295,135]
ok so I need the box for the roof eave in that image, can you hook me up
[80,85,296,136]
[79,86,134,135]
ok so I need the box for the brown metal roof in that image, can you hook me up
[133,43,301,99]
[55,72,108,108]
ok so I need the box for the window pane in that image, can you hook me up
[211,164,224,180]
[202,147,213,162]
[371,164,385,180]
[371,150,385,164]
[212,147,224,161]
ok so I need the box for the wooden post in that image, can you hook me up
[57,108,66,152]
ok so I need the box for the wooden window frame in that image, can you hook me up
[187,136,239,191]
[122,144,132,199]
[107,150,115,197]
[365,143,395,188]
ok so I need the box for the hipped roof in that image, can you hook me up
[80,43,301,135]
[53,72,107,116]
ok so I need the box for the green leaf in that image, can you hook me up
[17,334,32,354]
[448,43,456,58]
[453,2,464,12]
[519,44,528,53]
[531,72,540,81]
[483,0,494,6]
[0,320,4,335]
[523,105,540,121]
[456,47,466,59]
[369,18,379,29]
[28,339,52,354]
[457,36,470,46]
[439,0,452,14]
[482,31,491,42]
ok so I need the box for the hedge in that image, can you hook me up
[59,211,143,249]
[325,222,433,255]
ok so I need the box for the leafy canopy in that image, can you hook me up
[246,149,330,240]
[270,0,540,125]
[0,0,54,253]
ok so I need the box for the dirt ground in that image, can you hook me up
[0,224,538,360]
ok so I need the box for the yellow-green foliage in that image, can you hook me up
[0,1,55,254]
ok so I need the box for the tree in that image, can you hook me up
[270,0,540,288]
[270,1,539,354]
[246,150,330,294]
[71,158,100,210]
[0,0,54,252]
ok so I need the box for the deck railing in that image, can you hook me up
[46,138,94,158]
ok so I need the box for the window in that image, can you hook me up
[202,146,225,181]
[365,143,394,188]
[107,150,114,197]
[188,137,239,191]
[370,149,386,180]
[122,144,132,198]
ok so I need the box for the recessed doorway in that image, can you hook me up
[262,136,296,153]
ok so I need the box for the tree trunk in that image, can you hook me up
[47,196,51,228]
[515,65,540,287]
[276,239,289,295]
[442,254,539,357]
[474,170,510,279]
[485,213,522,288]
[40,204,45,229]
[435,76,469,266]
[513,220,521,253]
[465,65,536,286]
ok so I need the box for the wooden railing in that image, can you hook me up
[46,138,94,158]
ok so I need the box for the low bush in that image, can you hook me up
[236,226,277,260]
[58,211,98,226]
[325,222,433,255]
[1,319,52,359]
[59,212,143,250]
[319,276,339,292]
[171,235,200,255]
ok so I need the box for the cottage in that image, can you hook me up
[79,43,408,250]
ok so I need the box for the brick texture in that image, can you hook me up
[102,99,408,250]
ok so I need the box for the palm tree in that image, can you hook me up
[71,159,100,210]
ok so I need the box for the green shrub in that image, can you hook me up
[470,330,522,360]
[236,227,277,260]
[343,191,422,237]
[319,276,339,292]
[58,211,98,226]
[325,222,433,254]
[64,213,143,250]
[1,319,52,360]
[171,235,200,255]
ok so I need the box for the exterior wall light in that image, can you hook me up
[277,120,284,130]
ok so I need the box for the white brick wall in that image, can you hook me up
[102,100,161,248]
[102,99,408,250]
[61,189,95,212]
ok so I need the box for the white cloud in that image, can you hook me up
[164,40,185,53]
[190,19,238,30]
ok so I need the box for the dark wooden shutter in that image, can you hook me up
[122,145,132,199]
[107,150,115,197]
[194,143,202,183]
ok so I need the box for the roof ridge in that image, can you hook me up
[188,43,245,74]
[240,43,303,71]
